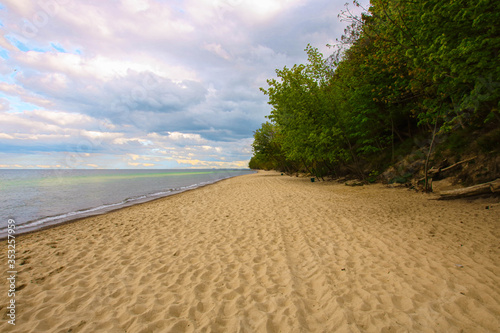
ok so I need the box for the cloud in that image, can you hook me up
[0,98,10,111]
[0,82,54,108]
[128,162,155,167]
[203,43,231,60]
[0,0,368,168]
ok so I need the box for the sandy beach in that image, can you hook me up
[1,170,499,332]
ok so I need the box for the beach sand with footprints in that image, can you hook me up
[1,170,499,332]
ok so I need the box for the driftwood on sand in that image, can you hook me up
[438,179,500,200]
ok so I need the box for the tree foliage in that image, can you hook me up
[250,0,500,180]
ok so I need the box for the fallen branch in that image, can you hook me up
[418,156,478,184]
[438,179,500,200]
[440,156,477,173]
[491,180,500,193]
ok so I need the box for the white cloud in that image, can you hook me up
[80,130,121,140]
[166,132,205,142]
[0,133,15,139]
[0,82,54,108]
[121,0,151,13]
[16,50,197,82]
[0,98,11,111]
[0,0,367,168]
[203,43,231,60]
[29,109,94,126]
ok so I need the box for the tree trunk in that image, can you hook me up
[424,116,440,192]
[438,179,500,200]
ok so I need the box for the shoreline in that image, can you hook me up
[1,170,499,332]
[0,172,254,241]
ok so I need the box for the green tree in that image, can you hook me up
[250,122,292,171]
[250,0,500,181]
[261,45,349,178]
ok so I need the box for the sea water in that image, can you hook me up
[0,169,254,238]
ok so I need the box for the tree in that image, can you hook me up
[250,0,500,182]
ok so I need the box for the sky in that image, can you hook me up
[0,0,367,169]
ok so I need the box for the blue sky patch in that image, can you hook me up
[0,93,40,113]
[0,48,8,59]
[51,43,66,53]
[5,35,51,53]
[6,36,30,52]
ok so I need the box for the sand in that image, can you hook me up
[1,170,499,332]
